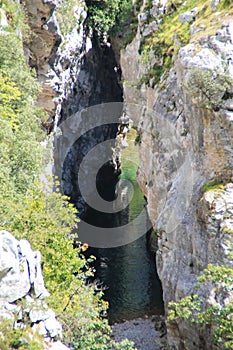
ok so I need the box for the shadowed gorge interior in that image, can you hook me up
[77,125,164,323]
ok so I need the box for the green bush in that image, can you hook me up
[168,264,233,349]
[85,0,134,37]
[186,68,233,109]
[0,317,44,350]
[56,0,84,36]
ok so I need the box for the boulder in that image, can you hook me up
[0,230,64,343]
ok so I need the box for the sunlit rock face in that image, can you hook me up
[0,230,66,347]
[120,2,233,348]
[24,0,61,118]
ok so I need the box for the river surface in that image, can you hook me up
[79,127,164,323]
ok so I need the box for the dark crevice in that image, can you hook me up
[59,35,164,323]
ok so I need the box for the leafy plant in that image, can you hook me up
[85,0,134,37]
[139,0,233,88]
[202,180,225,193]
[186,68,233,110]
[0,317,44,350]
[56,0,84,36]
[0,0,28,33]
[168,263,233,349]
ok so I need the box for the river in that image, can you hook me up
[79,126,164,324]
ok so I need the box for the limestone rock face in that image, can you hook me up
[24,0,61,117]
[120,6,233,349]
[0,231,49,303]
[0,230,67,347]
[23,0,123,216]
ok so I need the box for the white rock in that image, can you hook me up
[179,8,198,25]
[0,9,8,29]
[29,302,52,323]
[47,341,70,350]
[44,312,63,338]
[33,251,50,298]
[0,231,30,302]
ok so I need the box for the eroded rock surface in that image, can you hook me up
[120,2,233,348]
[0,230,68,349]
[24,0,61,118]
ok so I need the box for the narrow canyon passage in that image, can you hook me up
[58,36,164,324]
[74,125,164,324]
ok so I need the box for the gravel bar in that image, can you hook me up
[111,316,167,350]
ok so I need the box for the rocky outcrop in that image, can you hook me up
[24,0,61,119]
[0,230,69,350]
[120,1,233,348]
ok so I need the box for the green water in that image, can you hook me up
[80,127,164,323]
[93,127,164,323]
[120,127,146,221]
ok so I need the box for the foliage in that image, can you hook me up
[0,34,40,101]
[202,180,225,193]
[139,0,197,84]
[0,0,28,33]
[168,263,233,349]
[139,0,233,87]
[0,317,44,350]
[85,0,134,37]
[186,68,233,109]
[56,0,84,36]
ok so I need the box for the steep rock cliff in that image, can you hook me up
[53,31,123,215]
[24,0,61,119]
[120,0,233,348]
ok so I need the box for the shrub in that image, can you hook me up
[168,264,233,349]
[85,0,134,37]
[186,68,233,109]
[0,317,44,350]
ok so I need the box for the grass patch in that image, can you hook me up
[202,180,225,192]
[138,0,233,87]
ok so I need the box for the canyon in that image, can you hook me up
[0,0,233,349]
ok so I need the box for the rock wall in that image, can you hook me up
[24,0,61,120]
[120,1,233,348]
[19,0,233,347]
[52,24,123,215]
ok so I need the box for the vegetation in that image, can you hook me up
[0,2,135,349]
[139,0,233,87]
[56,0,85,36]
[85,0,141,45]
[0,0,28,33]
[168,183,233,349]
[86,0,133,36]
[202,180,224,193]
[186,68,233,110]
[168,264,233,349]
[0,317,44,350]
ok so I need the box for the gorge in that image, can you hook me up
[0,0,233,349]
